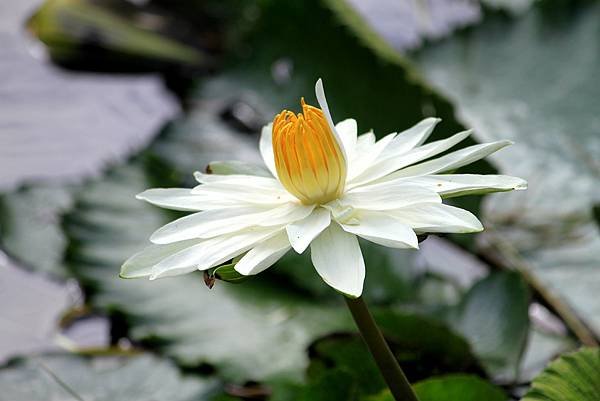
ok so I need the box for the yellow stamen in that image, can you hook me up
[272,98,346,205]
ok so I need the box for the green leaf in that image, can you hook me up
[446,271,530,381]
[324,0,482,53]
[299,369,359,401]
[28,0,207,67]
[306,312,482,395]
[0,185,74,278]
[413,375,506,401]
[208,263,251,285]
[521,347,600,401]
[365,374,506,401]
[0,353,217,401]
[416,4,600,336]
[519,326,576,383]
[63,162,350,382]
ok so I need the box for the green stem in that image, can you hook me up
[344,296,419,401]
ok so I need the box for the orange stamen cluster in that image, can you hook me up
[272,99,346,205]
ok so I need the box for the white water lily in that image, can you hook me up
[121,79,526,297]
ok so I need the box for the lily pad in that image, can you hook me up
[0,185,73,277]
[0,259,75,364]
[0,0,179,191]
[521,347,600,401]
[0,353,217,401]
[415,4,600,337]
[328,0,482,52]
[445,271,530,382]
[365,374,506,401]
[413,374,506,401]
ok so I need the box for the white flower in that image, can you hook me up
[121,79,526,297]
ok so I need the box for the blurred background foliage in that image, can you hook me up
[0,0,599,400]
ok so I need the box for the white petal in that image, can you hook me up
[150,203,313,244]
[207,160,272,177]
[136,188,208,211]
[349,130,471,187]
[397,174,528,198]
[120,239,201,278]
[310,223,365,298]
[347,132,397,181]
[235,232,291,275]
[193,187,294,207]
[356,131,376,149]
[342,183,441,211]
[315,78,347,163]
[389,140,513,179]
[390,203,483,233]
[383,117,441,156]
[286,207,331,253]
[259,123,278,178]
[150,227,281,279]
[335,118,357,160]
[339,211,418,249]
[194,171,283,188]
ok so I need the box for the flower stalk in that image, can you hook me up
[344,296,419,401]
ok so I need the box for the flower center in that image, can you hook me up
[272,98,346,205]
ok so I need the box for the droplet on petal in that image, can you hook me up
[272,99,346,204]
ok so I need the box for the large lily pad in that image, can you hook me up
[0,353,217,401]
[0,259,74,364]
[415,4,600,336]
[0,0,179,191]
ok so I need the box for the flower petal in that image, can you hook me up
[315,78,347,164]
[389,140,513,179]
[347,132,397,181]
[192,173,295,206]
[150,203,313,244]
[150,227,282,279]
[194,171,283,188]
[136,188,208,211]
[349,130,471,187]
[310,223,365,298]
[335,118,357,160]
[286,207,331,253]
[382,117,441,156]
[120,239,201,278]
[338,211,419,249]
[342,183,441,211]
[397,174,528,198]
[207,160,272,177]
[259,123,278,178]
[235,232,291,275]
[356,131,376,149]
[390,203,483,233]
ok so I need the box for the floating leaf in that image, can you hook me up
[365,374,506,401]
[0,353,217,401]
[304,312,482,397]
[0,185,73,277]
[413,374,506,401]
[446,271,530,381]
[521,347,600,401]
